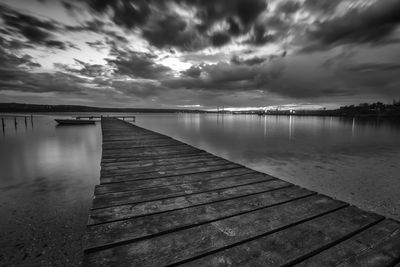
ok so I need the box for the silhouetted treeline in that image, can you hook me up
[253,100,400,117]
[336,101,400,117]
[0,103,207,113]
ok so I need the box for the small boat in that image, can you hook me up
[55,119,96,125]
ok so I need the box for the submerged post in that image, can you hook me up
[1,118,4,134]
[24,116,27,127]
[14,117,17,128]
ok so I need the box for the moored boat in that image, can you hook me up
[55,119,96,125]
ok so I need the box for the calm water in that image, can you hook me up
[1,113,400,265]
[0,114,101,265]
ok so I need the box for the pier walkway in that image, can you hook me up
[83,118,400,266]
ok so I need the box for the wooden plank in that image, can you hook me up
[332,225,400,267]
[100,152,211,167]
[100,158,231,177]
[182,206,383,266]
[84,186,314,251]
[102,143,186,151]
[95,168,255,195]
[100,153,214,167]
[100,154,222,171]
[84,195,347,266]
[297,219,400,267]
[101,146,201,159]
[103,142,188,155]
[93,172,276,209]
[100,163,242,184]
[89,179,291,224]
[101,151,208,164]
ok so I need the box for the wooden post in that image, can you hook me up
[14,117,17,128]
[1,118,4,133]
[24,116,27,127]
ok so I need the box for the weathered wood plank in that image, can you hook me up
[84,195,347,266]
[101,146,201,159]
[183,206,383,266]
[100,154,222,171]
[102,141,183,149]
[89,179,290,224]
[100,158,232,177]
[93,172,276,209]
[100,153,213,167]
[100,163,242,184]
[84,186,314,251]
[101,153,211,167]
[95,168,255,195]
[297,219,400,267]
[101,150,208,164]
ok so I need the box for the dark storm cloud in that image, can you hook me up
[0,36,34,50]
[178,0,267,28]
[276,1,301,15]
[106,50,172,79]
[231,55,267,65]
[0,50,87,94]
[210,32,231,47]
[85,40,105,50]
[77,0,268,51]
[142,15,203,51]
[306,0,400,51]
[0,71,90,94]
[66,19,129,44]
[86,0,151,29]
[163,60,286,94]
[111,80,165,98]
[65,19,106,32]
[181,65,203,78]
[0,44,93,96]
[303,0,343,14]
[245,24,277,46]
[54,59,109,77]
[0,4,68,50]
[227,17,241,36]
[0,47,41,70]
[342,62,400,73]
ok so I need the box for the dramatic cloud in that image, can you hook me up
[86,0,151,29]
[306,0,400,50]
[142,15,203,51]
[0,0,399,108]
[106,50,172,80]
[0,4,68,50]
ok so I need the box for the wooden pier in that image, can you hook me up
[75,115,135,121]
[83,118,400,266]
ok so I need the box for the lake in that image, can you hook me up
[1,113,400,265]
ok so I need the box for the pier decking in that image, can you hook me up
[83,118,400,266]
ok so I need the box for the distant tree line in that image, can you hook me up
[0,103,207,113]
[337,100,400,116]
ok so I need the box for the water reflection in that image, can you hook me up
[289,115,294,140]
[0,114,101,265]
[137,114,400,220]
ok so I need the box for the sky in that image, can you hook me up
[0,0,399,109]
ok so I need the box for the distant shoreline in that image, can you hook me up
[1,102,400,118]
